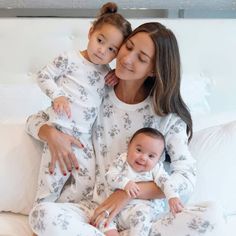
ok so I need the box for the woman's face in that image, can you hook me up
[115,32,155,82]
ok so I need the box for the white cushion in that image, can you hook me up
[189,120,236,216]
[0,124,42,215]
[181,74,211,116]
[0,84,50,123]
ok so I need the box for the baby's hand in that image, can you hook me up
[168,197,184,216]
[124,181,140,198]
[105,69,119,87]
[53,96,71,118]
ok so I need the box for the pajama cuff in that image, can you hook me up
[51,89,68,100]
[164,186,179,200]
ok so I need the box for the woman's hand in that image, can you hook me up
[90,182,163,228]
[39,124,83,175]
[90,190,130,228]
[105,69,119,86]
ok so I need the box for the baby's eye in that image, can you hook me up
[136,147,141,152]
[149,154,155,159]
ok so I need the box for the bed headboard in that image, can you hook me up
[0,18,235,130]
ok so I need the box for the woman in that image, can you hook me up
[27,22,223,236]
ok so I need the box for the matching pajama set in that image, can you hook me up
[105,152,179,235]
[26,87,224,236]
[33,50,109,203]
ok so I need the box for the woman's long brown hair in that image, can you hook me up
[130,22,193,141]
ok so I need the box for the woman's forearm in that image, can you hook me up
[136,181,165,200]
[25,111,49,141]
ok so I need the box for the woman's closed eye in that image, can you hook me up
[126,40,149,63]
[138,55,149,63]
[138,52,151,63]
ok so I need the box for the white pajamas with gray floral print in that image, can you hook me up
[26,87,224,235]
[105,152,179,235]
[33,50,109,203]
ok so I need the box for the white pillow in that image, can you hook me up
[0,84,50,123]
[189,120,236,216]
[181,74,211,116]
[0,124,42,215]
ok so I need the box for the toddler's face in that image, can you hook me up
[127,133,164,172]
[86,23,124,65]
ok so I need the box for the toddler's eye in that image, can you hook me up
[109,47,117,54]
[97,38,103,43]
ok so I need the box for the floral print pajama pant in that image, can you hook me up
[35,133,95,204]
[29,200,225,236]
[115,200,165,236]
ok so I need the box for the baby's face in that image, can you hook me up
[127,133,164,172]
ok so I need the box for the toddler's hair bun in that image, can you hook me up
[99,2,118,16]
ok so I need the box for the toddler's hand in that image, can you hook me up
[105,69,119,86]
[124,181,140,198]
[53,96,71,118]
[168,197,184,216]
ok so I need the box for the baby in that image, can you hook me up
[102,127,184,236]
